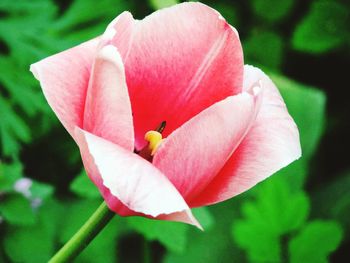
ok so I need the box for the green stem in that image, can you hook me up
[49,201,114,263]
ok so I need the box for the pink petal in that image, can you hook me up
[30,39,98,139]
[153,91,260,201]
[158,210,203,230]
[98,11,135,58]
[30,11,135,141]
[83,45,134,151]
[116,2,243,149]
[190,65,302,207]
[74,127,195,218]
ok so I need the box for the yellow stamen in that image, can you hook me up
[144,130,164,156]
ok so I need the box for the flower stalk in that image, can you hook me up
[49,201,114,263]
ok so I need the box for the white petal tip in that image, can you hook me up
[97,45,124,69]
[29,63,39,79]
[102,27,116,41]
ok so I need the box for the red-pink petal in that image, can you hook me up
[153,91,260,201]
[116,2,243,149]
[83,45,134,151]
[30,39,98,140]
[74,127,195,218]
[190,65,302,207]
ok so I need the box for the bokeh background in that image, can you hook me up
[0,0,349,262]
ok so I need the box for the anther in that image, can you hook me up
[144,131,164,156]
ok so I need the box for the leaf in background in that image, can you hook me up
[58,199,102,243]
[53,0,132,43]
[58,199,119,263]
[271,74,326,188]
[244,31,284,70]
[0,161,23,192]
[127,206,214,254]
[232,177,310,262]
[0,0,57,156]
[30,180,54,200]
[233,219,281,262]
[164,202,243,263]
[312,171,350,235]
[3,198,62,263]
[70,170,100,199]
[75,219,119,263]
[0,194,36,225]
[148,0,179,10]
[0,57,49,117]
[208,2,239,26]
[192,207,215,230]
[0,96,31,156]
[273,74,326,160]
[289,220,343,263]
[127,217,188,253]
[250,0,295,23]
[292,0,349,54]
[0,0,57,66]
[4,224,54,263]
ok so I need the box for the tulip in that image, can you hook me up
[31,2,301,231]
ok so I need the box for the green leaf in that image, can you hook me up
[58,199,101,243]
[0,194,36,225]
[3,198,62,263]
[4,225,54,263]
[30,180,55,200]
[58,199,118,263]
[244,31,284,70]
[0,96,31,156]
[251,0,295,23]
[0,161,23,192]
[270,74,326,188]
[128,216,188,253]
[0,0,57,16]
[148,0,179,10]
[251,178,309,234]
[273,74,326,160]
[232,177,310,262]
[233,219,281,262]
[75,217,120,263]
[208,2,239,26]
[312,171,350,234]
[292,0,349,53]
[192,207,215,230]
[164,202,242,263]
[53,0,132,35]
[70,170,100,199]
[289,220,343,263]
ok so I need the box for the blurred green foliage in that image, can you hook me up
[292,0,349,54]
[0,0,349,262]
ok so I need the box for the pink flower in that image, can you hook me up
[30,2,301,228]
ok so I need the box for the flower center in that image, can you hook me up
[138,121,166,161]
[144,130,164,156]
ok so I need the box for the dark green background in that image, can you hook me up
[0,0,349,262]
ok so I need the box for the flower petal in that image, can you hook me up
[158,210,203,230]
[83,45,134,151]
[99,11,135,58]
[190,65,302,207]
[153,91,260,201]
[74,127,193,218]
[30,11,135,142]
[116,2,243,149]
[30,39,99,139]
